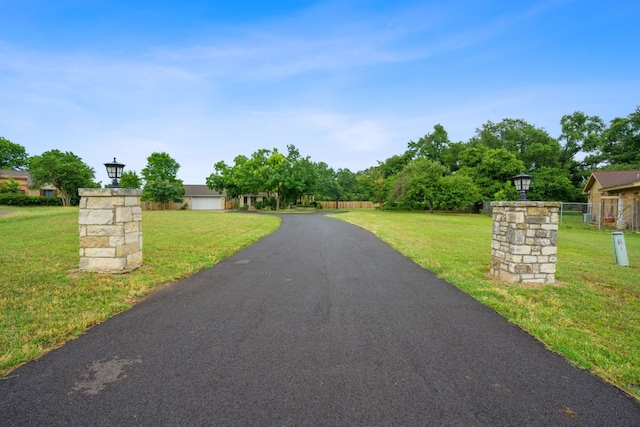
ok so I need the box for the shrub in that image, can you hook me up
[0,193,63,206]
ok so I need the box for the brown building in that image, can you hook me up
[582,170,640,230]
[0,170,58,197]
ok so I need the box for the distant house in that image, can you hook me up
[183,185,227,210]
[582,170,640,230]
[0,170,58,197]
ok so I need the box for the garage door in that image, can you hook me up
[191,197,223,210]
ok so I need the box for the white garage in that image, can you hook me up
[184,185,226,210]
[191,196,223,210]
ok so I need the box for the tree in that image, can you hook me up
[470,118,561,171]
[527,167,579,202]
[355,170,375,202]
[279,145,317,207]
[456,145,524,201]
[145,179,185,205]
[600,107,640,168]
[377,151,413,178]
[0,178,21,193]
[387,158,447,213]
[559,111,605,169]
[436,174,482,210]
[407,124,450,164]
[336,168,358,201]
[0,137,29,170]
[141,152,184,203]
[29,150,96,206]
[118,171,142,189]
[314,162,340,202]
[207,158,246,200]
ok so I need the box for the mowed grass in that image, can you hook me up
[0,207,280,377]
[329,209,640,400]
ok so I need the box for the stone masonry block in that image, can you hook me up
[80,236,109,248]
[125,196,140,206]
[116,206,133,223]
[126,251,143,267]
[525,216,546,224]
[84,247,117,258]
[527,207,548,216]
[506,228,525,244]
[79,209,114,226]
[124,221,139,233]
[116,242,140,257]
[87,197,123,209]
[507,211,525,223]
[86,225,123,236]
[125,231,140,244]
[540,263,556,274]
[512,245,532,255]
[80,257,126,273]
[109,235,125,247]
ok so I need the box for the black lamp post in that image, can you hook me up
[104,158,125,188]
[512,172,533,201]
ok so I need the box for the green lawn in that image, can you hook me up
[328,209,640,400]
[0,207,280,377]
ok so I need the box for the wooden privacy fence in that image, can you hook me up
[318,201,375,209]
[140,201,184,211]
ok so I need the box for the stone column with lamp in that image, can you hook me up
[490,173,560,284]
[78,158,143,274]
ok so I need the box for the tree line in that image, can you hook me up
[0,141,184,206]
[2,106,638,209]
[206,107,640,211]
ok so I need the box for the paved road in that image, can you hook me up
[2,213,639,426]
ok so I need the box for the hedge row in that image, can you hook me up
[0,193,63,206]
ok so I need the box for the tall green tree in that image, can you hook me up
[336,168,358,201]
[118,171,142,189]
[456,145,524,201]
[141,152,184,203]
[279,145,317,206]
[528,167,579,202]
[600,107,640,168]
[0,137,29,170]
[314,162,340,202]
[377,151,413,179]
[470,118,561,171]
[145,179,185,205]
[207,159,245,199]
[29,150,96,206]
[559,111,605,170]
[407,124,450,164]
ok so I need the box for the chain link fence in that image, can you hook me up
[483,201,639,231]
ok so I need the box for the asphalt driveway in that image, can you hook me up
[1,213,639,426]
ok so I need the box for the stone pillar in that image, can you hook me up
[78,188,143,274]
[490,201,560,284]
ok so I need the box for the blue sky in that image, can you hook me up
[1,0,639,184]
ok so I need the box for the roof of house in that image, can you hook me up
[583,170,640,193]
[183,185,225,197]
[0,170,32,186]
